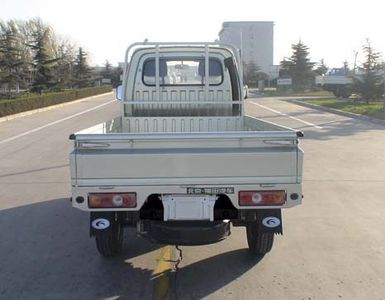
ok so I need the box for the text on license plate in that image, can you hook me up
[186,187,235,194]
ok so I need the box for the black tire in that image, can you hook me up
[246,222,274,255]
[95,223,124,257]
[332,90,341,98]
[341,91,352,98]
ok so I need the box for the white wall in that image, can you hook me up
[219,22,274,75]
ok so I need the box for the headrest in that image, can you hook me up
[198,59,222,77]
[143,59,168,77]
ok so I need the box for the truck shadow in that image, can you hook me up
[0,198,265,300]
[0,198,159,300]
[174,248,263,299]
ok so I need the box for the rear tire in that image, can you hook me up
[341,91,351,98]
[95,223,124,257]
[246,222,274,255]
[332,90,341,98]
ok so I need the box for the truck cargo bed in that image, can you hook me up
[70,115,302,186]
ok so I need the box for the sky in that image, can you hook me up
[1,0,384,69]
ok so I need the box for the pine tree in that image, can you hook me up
[280,41,315,91]
[0,18,91,95]
[352,40,383,102]
[29,22,58,93]
[111,66,123,87]
[73,47,91,88]
[314,59,328,76]
[243,61,260,86]
[101,60,112,81]
[342,60,350,74]
[104,60,112,74]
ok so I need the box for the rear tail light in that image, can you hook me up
[88,193,137,208]
[239,190,286,206]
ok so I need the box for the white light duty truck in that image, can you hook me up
[315,68,353,98]
[69,42,303,257]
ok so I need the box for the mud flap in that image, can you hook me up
[90,212,116,237]
[256,209,283,235]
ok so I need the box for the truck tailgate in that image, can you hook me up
[71,132,302,185]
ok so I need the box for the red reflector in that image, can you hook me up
[88,193,137,208]
[239,190,286,206]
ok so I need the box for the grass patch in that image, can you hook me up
[262,89,333,97]
[0,86,112,117]
[306,98,385,120]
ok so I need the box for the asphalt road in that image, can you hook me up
[1,93,385,300]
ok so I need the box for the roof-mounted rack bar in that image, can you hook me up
[121,42,242,102]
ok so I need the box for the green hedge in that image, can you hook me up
[0,86,112,117]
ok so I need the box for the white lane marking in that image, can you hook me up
[0,100,115,145]
[250,101,323,129]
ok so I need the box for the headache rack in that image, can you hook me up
[120,42,245,120]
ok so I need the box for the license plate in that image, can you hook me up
[161,195,217,221]
[186,187,234,195]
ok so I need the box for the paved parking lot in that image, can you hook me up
[1,94,384,299]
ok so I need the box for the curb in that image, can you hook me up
[286,99,385,127]
[0,91,113,123]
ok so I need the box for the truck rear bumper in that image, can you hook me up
[137,220,231,245]
[71,182,302,211]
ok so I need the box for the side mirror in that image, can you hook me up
[115,85,122,101]
[243,85,248,99]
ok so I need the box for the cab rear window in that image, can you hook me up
[142,58,223,86]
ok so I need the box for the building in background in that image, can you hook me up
[218,21,274,78]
